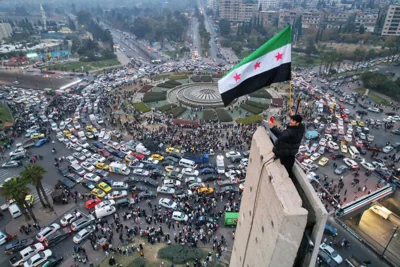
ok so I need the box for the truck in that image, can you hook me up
[89,114,96,123]
[183,154,209,164]
[345,255,368,267]
[216,155,225,174]
[136,144,150,155]
[109,162,131,175]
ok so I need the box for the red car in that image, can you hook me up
[85,198,101,209]
[98,148,110,157]
[131,152,145,160]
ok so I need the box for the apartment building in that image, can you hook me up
[0,23,12,40]
[258,10,279,27]
[324,11,354,28]
[258,0,279,10]
[302,11,323,29]
[278,9,298,28]
[219,0,258,22]
[382,5,400,36]
[206,0,220,12]
[355,11,379,32]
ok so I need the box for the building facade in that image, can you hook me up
[219,0,258,22]
[258,10,279,27]
[324,11,354,29]
[278,9,298,28]
[258,0,279,10]
[382,5,400,36]
[301,11,323,29]
[206,0,220,12]
[0,23,12,40]
[355,11,379,32]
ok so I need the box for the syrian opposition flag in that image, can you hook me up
[218,26,291,106]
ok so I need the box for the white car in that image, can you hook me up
[360,161,375,171]
[145,158,159,165]
[77,141,90,148]
[60,212,82,227]
[319,243,343,264]
[225,151,241,158]
[23,249,52,267]
[59,121,66,129]
[157,186,175,195]
[299,145,308,152]
[158,198,178,209]
[73,227,93,244]
[84,173,100,182]
[36,223,60,242]
[171,211,188,222]
[310,153,321,161]
[163,179,181,188]
[91,154,106,163]
[0,231,7,245]
[69,136,78,143]
[119,147,132,155]
[105,190,128,200]
[50,122,58,131]
[73,152,86,161]
[132,169,150,176]
[383,146,394,154]
[56,135,65,142]
[327,141,339,150]
[73,122,81,130]
[372,161,388,171]
[343,158,359,169]
[81,149,92,158]
[184,177,202,184]
[182,167,199,176]
[81,162,95,172]
[95,200,116,210]
[301,159,313,167]
[318,138,327,146]
[344,134,352,142]
[66,156,79,165]
[368,107,380,113]
[70,143,83,152]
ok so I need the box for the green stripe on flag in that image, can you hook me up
[224,25,291,77]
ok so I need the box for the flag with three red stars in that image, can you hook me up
[218,26,291,106]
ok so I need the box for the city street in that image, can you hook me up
[191,17,202,57]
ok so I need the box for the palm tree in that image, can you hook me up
[0,177,38,222]
[20,165,53,211]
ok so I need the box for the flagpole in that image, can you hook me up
[289,80,292,112]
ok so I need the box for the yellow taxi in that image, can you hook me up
[91,188,106,198]
[96,162,109,170]
[86,125,96,132]
[85,132,94,139]
[30,133,45,139]
[350,120,357,126]
[197,187,214,195]
[318,157,329,166]
[151,154,164,161]
[98,182,112,193]
[357,121,365,127]
[24,195,34,207]
[166,147,180,153]
[63,130,72,137]
[341,145,348,153]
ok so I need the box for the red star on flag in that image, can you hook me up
[233,73,241,81]
[254,62,261,69]
[275,52,283,61]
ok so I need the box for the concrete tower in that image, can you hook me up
[40,4,47,31]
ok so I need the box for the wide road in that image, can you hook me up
[0,71,75,90]
[192,17,202,57]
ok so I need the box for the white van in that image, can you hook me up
[371,205,392,220]
[8,203,22,218]
[95,205,116,219]
[349,146,360,158]
[179,158,197,169]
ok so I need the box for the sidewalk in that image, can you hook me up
[60,239,106,267]
[5,202,76,237]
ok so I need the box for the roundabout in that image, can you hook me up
[171,83,226,108]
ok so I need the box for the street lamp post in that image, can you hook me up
[381,226,399,258]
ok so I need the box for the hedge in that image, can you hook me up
[128,257,145,267]
[191,75,201,82]
[202,110,216,121]
[132,102,151,113]
[158,245,206,264]
[169,74,188,80]
[236,114,264,125]
[246,100,269,110]
[143,92,167,102]
[157,83,176,88]
[240,103,263,114]
[138,85,153,93]
[165,80,181,86]
[216,109,233,122]
[158,104,177,112]
[249,90,272,99]
[168,107,187,118]
[201,75,212,82]
[212,73,223,78]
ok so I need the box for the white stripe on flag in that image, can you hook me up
[218,44,291,95]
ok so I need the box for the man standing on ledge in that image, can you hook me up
[268,113,305,177]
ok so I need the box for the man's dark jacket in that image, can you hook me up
[270,124,305,158]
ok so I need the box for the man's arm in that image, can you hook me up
[270,127,291,141]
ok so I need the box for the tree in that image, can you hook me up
[219,19,231,36]
[0,177,37,222]
[231,41,243,55]
[359,24,365,34]
[20,165,53,210]
[305,38,318,55]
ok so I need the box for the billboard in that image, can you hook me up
[38,50,70,59]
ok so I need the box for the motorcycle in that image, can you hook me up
[52,148,56,153]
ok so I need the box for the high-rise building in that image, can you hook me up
[382,5,400,36]
[207,0,220,12]
[0,23,12,40]
[219,0,258,22]
[229,127,327,267]
[258,0,279,10]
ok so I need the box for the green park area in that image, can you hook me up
[354,88,391,105]
[49,59,121,72]
[0,104,13,129]
[292,53,321,67]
